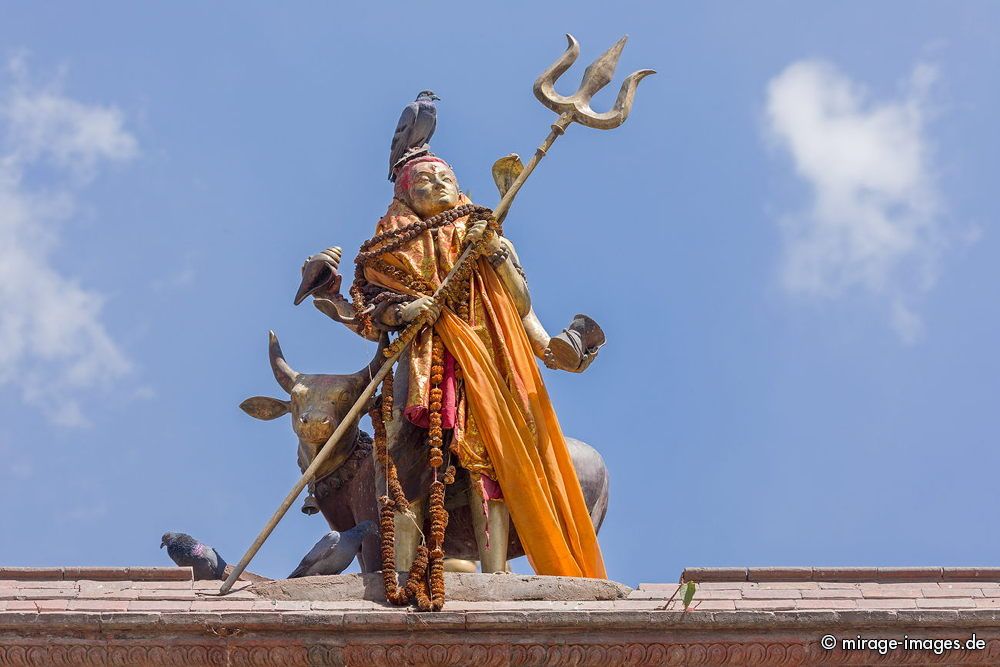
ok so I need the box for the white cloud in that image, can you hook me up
[0,59,137,425]
[765,59,953,341]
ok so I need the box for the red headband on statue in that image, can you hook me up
[393,155,452,199]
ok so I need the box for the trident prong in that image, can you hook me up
[533,34,655,130]
[492,34,654,225]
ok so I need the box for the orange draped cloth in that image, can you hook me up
[365,197,606,579]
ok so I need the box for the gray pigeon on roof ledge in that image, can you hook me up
[288,521,378,578]
[161,532,228,580]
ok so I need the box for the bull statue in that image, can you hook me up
[240,331,610,574]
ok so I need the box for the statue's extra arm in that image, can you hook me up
[371,294,408,331]
[298,247,399,342]
[521,308,551,359]
[315,279,414,337]
[493,240,602,374]
[490,237,531,319]
[491,239,551,360]
[312,295,377,340]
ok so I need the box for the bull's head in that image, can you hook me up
[240,331,385,513]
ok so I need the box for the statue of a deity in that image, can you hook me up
[297,144,608,579]
[223,35,651,608]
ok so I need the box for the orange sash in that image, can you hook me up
[364,199,606,578]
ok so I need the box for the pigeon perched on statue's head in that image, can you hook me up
[288,521,378,578]
[388,90,440,181]
[160,532,228,580]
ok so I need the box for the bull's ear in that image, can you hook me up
[240,396,291,420]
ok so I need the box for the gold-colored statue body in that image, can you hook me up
[322,159,590,572]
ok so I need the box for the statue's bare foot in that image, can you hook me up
[443,558,477,573]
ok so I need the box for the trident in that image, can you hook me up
[494,34,654,222]
[219,34,653,595]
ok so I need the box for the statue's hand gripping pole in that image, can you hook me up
[219,35,652,595]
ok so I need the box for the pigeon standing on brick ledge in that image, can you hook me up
[388,90,439,180]
[160,532,228,580]
[288,521,378,578]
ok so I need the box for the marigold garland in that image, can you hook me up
[356,203,502,612]
[369,377,410,606]
[370,371,441,612]
[351,204,497,336]
[423,331,450,609]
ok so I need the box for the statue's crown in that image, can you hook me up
[389,146,434,182]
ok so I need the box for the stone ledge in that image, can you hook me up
[4,566,1000,665]
[252,572,632,602]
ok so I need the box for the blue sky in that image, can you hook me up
[1,2,999,586]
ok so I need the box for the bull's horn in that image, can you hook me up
[354,332,389,380]
[268,330,299,394]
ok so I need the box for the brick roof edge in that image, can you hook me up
[682,566,1000,583]
[0,566,193,581]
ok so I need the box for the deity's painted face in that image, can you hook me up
[406,162,460,218]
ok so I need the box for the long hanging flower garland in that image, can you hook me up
[368,343,454,612]
[358,205,500,611]
[426,332,449,610]
[368,372,414,606]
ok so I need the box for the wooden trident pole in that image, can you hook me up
[219,34,653,595]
